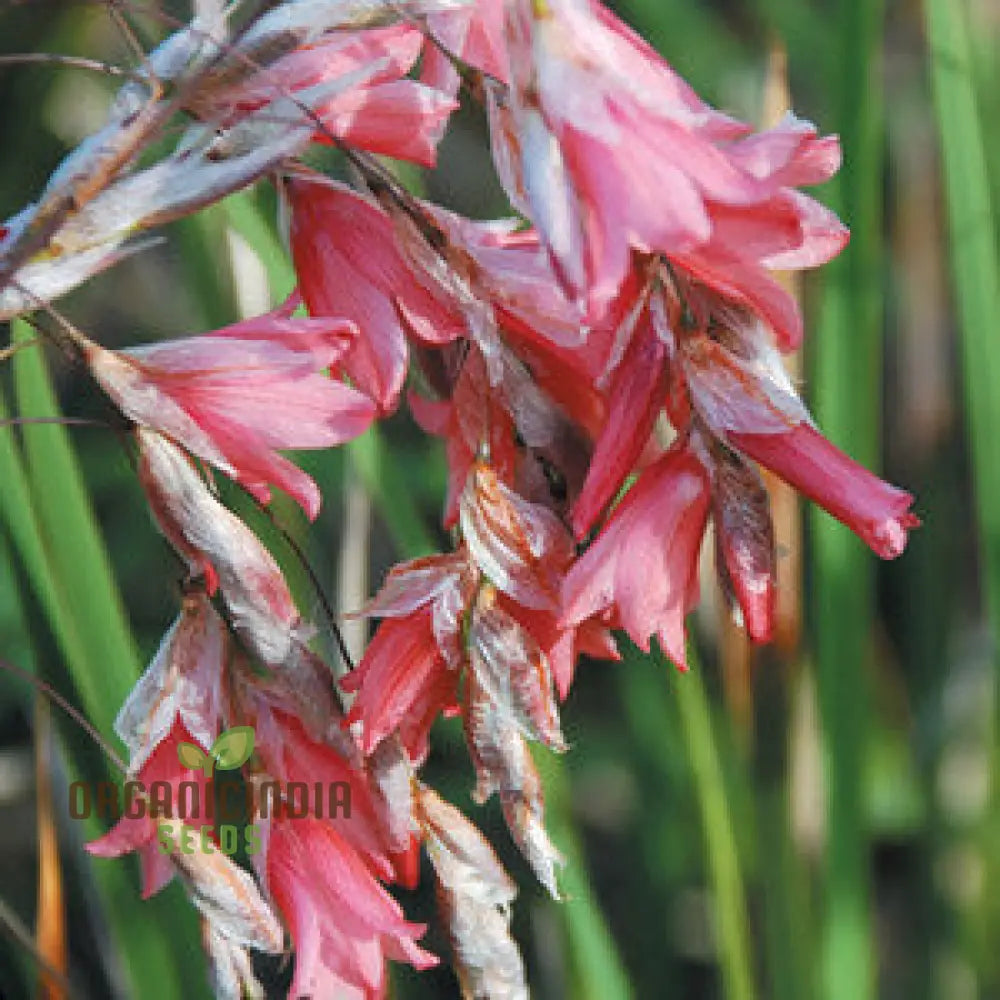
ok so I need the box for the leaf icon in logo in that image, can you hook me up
[210,726,255,771]
[177,741,210,774]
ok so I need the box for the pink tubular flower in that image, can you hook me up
[302,27,458,166]
[497,0,848,334]
[676,316,919,559]
[247,704,400,877]
[87,594,226,894]
[732,426,919,559]
[87,712,284,965]
[86,718,210,897]
[86,592,286,967]
[571,265,918,582]
[289,177,464,412]
[227,658,436,998]
[203,24,458,166]
[342,608,460,762]
[562,441,711,669]
[87,296,375,520]
[266,817,437,1000]
[570,284,671,538]
[339,552,475,763]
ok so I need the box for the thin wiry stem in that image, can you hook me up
[0,895,79,1000]
[0,53,139,81]
[256,501,358,674]
[0,417,110,429]
[0,657,127,773]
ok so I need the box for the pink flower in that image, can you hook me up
[86,594,228,894]
[87,296,374,519]
[203,24,458,166]
[266,817,437,999]
[423,0,509,97]
[562,442,711,669]
[289,177,464,412]
[408,353,519,528]
[570,284,671,537]
[247,706,400,877]
[86,719,210,897]
[87,707,285,965]
[732,426,919,559]
[677,317,919,559]
[341,608,460,761]
[571,273,918,587]
[496,0,847,334]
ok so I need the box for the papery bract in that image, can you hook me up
[459,460,574,611]
[463,671,564,897]
[711,446,776,642]
[114,591,227,775]
[468,598,565,751]
[417,785,529,1000]
[135,428,305,666]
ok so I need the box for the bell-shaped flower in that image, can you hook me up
[340,549,486,760]
[342,608,461,762]
[677,309,919,559]
[562,440,712,669]
[85,718,215,897]
[570,281,672,537]
[289,177,465,411]
[497,0,848,334]
[202,24,457,166]
[87,296,374,520]
[263,817,437,999]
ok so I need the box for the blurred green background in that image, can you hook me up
[0,0,998,998]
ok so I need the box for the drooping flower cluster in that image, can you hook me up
[2,0,919,996]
